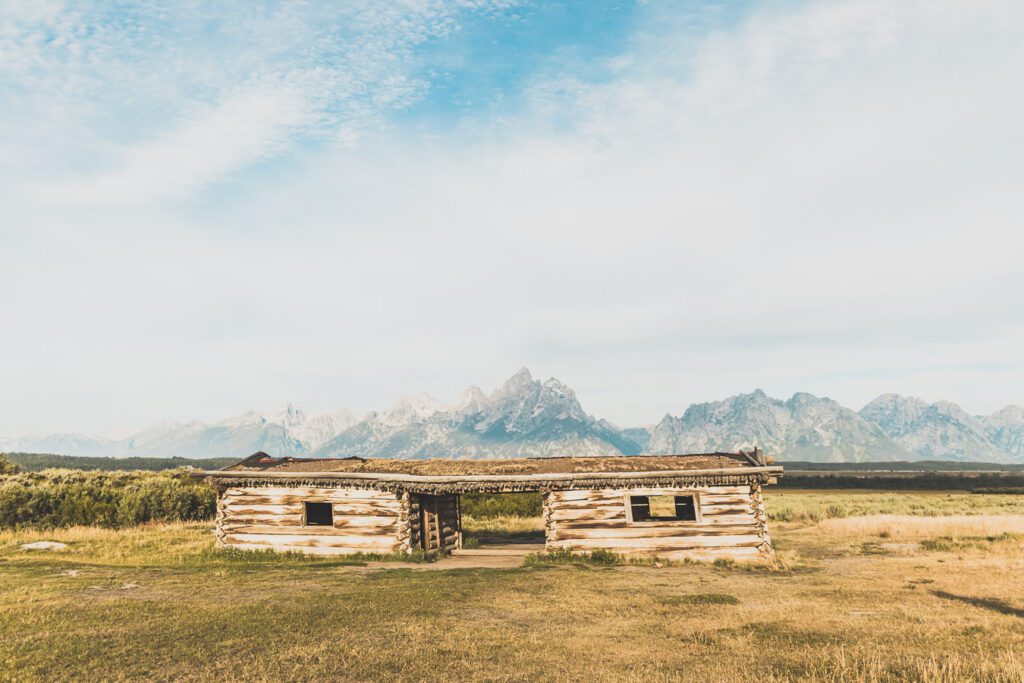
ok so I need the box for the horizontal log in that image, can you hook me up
[550,518,760,532]
[547,508,627,522]
[550,512,758,528]
[548,493,749,509]
[700,506,756,517]
[224,487,399,500]
[223,495,402,510]
[223,533,397,550]
[223,504,303,515]
[220,541,399,556]
[223,502,401,516]
[332,505,402,517]
[548,525,762,540]
[224,497,399,507]
[548,486,750,502]
[543,543,766,558]
[220,524,398,537]
[220,514,304,526]
[545,534,765,550]
[221,516,401,530]
[547,492,749,506]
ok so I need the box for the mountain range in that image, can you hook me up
[2,368,1022,463]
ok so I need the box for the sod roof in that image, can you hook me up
[222,451,764,476]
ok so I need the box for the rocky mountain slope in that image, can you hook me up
[860,394,1010,462]
[2,370,1021,463]
[313,368,642,459]
[646,390,907,463]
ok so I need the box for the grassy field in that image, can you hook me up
[2,491,1023,681]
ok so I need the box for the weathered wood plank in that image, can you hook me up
[545,535,764,550]
[223,533,397,549]
[549,511,757,527]
[220,524,397,537]
[550,517,760,531]
[548,525,762,541]
[546,498,751,514]
[220,541,398,556]
[221,514,305,526]
[700,506,757,517]
[222,515,400,530]
[222,503,400,517]
[224,487,399,500]
[546,507,627,522]
[223,495,403,510]
[223,504,303,515]
[548,486,750,502]
[543,544,765,559]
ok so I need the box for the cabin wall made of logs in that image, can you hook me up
[216,486,405,555]
[542,483,772,561]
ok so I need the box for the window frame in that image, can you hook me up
[623,492,703,525]
[303,500,335,527]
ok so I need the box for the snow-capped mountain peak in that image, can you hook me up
[980,404,1024,460]
[381,393,448,427]
[3,373,1021,463]
[455,386,488,414]
[271,403,306,431]
[650,390,902,463]
[860,394,1008,462]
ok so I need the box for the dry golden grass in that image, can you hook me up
[462,514,545,534]
[2,491,1024,681]
[818,513,1024,539]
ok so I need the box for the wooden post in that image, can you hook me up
[432,496,442,551]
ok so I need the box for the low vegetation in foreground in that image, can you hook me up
[1,490,1023,681]
[0,467,215,528]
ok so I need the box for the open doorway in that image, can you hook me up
[459,491,546,550]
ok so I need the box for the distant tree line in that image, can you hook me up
[776,471,1024,490]
[461,492,543,518]
[779,460,1024,472]
[3,452,236,472]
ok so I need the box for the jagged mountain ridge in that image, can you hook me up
[860,394,1013,463]
[646,390,907,463]
[1,370,1021,462]
[312,368,642,459]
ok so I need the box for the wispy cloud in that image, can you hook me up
[1,0,1022,435]
[0,0,518,204]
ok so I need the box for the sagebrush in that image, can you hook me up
[0,468,215,529]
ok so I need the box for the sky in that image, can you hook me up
[2,0,1022,437]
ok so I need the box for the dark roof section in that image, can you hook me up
[222,450,765,475]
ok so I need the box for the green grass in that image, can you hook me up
[659,593,740,606]
[3,491,1024,681]
[523,547,623,566]
[918,533,1024,553]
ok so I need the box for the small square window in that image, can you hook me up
[628,495,698,522]
[304,501,334,526]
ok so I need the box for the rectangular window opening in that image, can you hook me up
[304,501,334,526]
[628,495,698,522]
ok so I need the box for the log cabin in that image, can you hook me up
[198,450,782,561]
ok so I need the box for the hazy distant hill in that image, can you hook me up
[2,369,1021,463]
[3,453,237,472]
